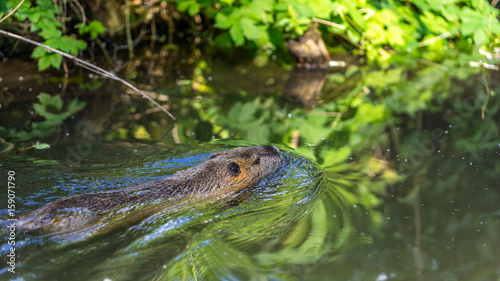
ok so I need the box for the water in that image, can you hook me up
[1,53,499,280]
[2,145,363,280]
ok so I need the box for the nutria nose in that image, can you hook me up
[271,146,280,154]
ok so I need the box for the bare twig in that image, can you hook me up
[0,29,176,120]
[418,32,451,47]
[124,1,134,59]
[71,0,87,26]
[312,18,346,30]
[481,71,492,120]
[358,8,375,20]
[416,58,448,71]
[0,0,26,24]
[0,138,15,154]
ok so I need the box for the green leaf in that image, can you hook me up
[34,142,51,149]
[213,33,234,49]
[215,13,233,29]
[38,53,62,70]
[253,50,269,67]
[187,3,200,16]
[33,103,46,116]
[386,25,406,47]
[39,27,62,39]
[322,147,352,166]
[39,93,63,111]
[268,27,285,47]
[238,102,258,123]
[460,7,488,36]
[67,99,86,113]
[420,11,450,34]
[177,0,194,12]
[46,36,87,55]
[78,20,106,39]
[31,46,48,59]
[240,18,260,40]
[229,23,245,46]
[473,29,488,46]
[32,16,61,32]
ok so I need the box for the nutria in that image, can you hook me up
[18,146,283,233]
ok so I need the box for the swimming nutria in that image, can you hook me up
[18,146,283,232]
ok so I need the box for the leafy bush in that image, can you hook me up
[0,0,105,70]
[0,93,86,140]
[172,0,500,63]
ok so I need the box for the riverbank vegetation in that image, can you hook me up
[1,0,500,68]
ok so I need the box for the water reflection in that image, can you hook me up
[3,148,368,280]
[1,48,499,280]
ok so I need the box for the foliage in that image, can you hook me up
[1,41,499,280]
[78,20,106,39]
[2,0,499,66]
[0,0,105,70]
[171,0,500,63]
[0,93,86,140]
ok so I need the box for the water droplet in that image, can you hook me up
[375,273,388,281]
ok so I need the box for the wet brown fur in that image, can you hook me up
[19,146,282,231]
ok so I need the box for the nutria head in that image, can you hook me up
[17,146,283,232]
[172,146,283,194]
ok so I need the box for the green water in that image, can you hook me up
[2,145,355,280]
[1,52,500,280]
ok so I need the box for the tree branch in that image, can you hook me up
[0,0,26,24]
[0,28,176,120]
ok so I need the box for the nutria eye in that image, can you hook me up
[253,157,261,165]
[227,162,241,176]
[210,153,221,159]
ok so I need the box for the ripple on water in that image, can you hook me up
[10,146,363,281]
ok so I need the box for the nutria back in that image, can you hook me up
[18,146,283,232]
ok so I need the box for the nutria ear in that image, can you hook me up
[227,162,241,176]
[210,152,222,159]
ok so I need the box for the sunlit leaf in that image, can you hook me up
[229,22,245,46]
